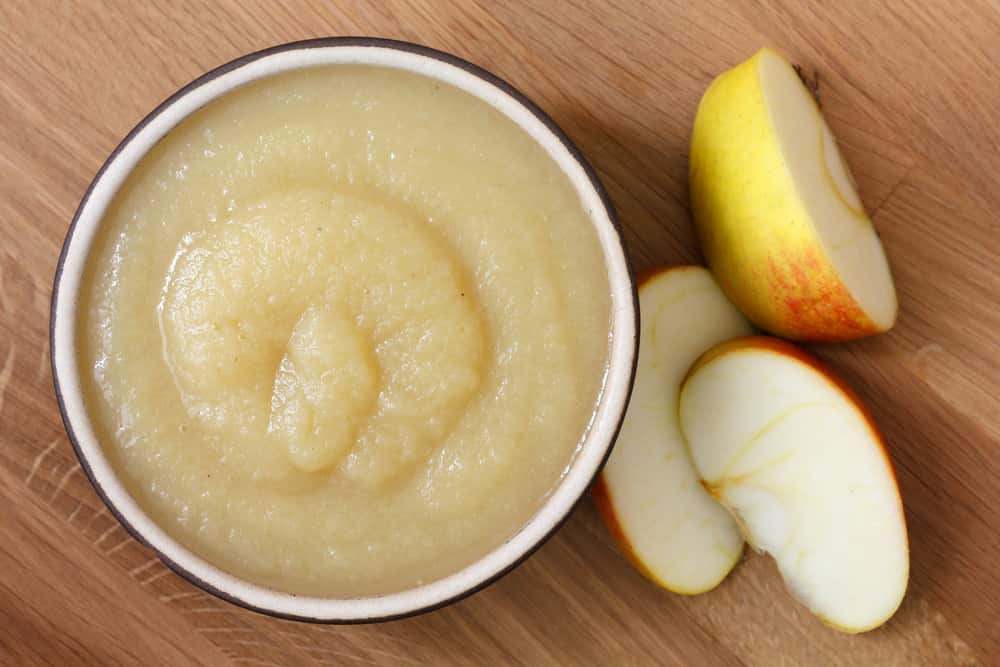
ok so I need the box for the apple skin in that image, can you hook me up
[591,264,670,577]
[593,265,750,594]
[591,266,669,590]
[591,476,665,586]
[684,335,904,507]
[682,335,909,632]
[592,266,677,589]
[687,336,887,446]
[689,47,895,342]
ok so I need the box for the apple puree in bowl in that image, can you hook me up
[78,66,611,597]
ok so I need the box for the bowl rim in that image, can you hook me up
[50,36,639,623]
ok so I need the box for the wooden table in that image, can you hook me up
[2,2,998,664]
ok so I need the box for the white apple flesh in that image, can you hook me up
[594,266,753,594]
[679,337,908,632]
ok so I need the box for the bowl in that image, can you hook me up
[50,37,638,622]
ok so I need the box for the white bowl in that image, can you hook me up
[51,37,638,622]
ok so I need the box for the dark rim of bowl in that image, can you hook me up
[50,36,640,624]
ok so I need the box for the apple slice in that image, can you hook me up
[679,337,908,632]
[689,47,898,341]
[594,266,754,594]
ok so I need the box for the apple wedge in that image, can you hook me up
[678,337,908,632]
[689,47,898,341]
[594,266,753,594]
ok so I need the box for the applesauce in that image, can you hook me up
[78,65,611,596]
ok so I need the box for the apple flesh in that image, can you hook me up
[594,266,754,594]
[689,47,897,341]
[679,337,908,632]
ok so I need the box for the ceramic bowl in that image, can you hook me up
[51,37,638,622]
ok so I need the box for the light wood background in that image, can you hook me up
[2,1,998,664]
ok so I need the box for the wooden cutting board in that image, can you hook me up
[2,2,998,664]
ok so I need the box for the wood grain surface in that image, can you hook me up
[2,1,998,664]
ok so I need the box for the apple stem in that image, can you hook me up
[793,63,822,108]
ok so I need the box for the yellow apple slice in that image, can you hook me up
[594,266,753,593]
[679,337,908,631]
[689,47,898,341]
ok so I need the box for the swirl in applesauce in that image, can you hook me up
[160,189,486,485]
[79,66,610,596]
